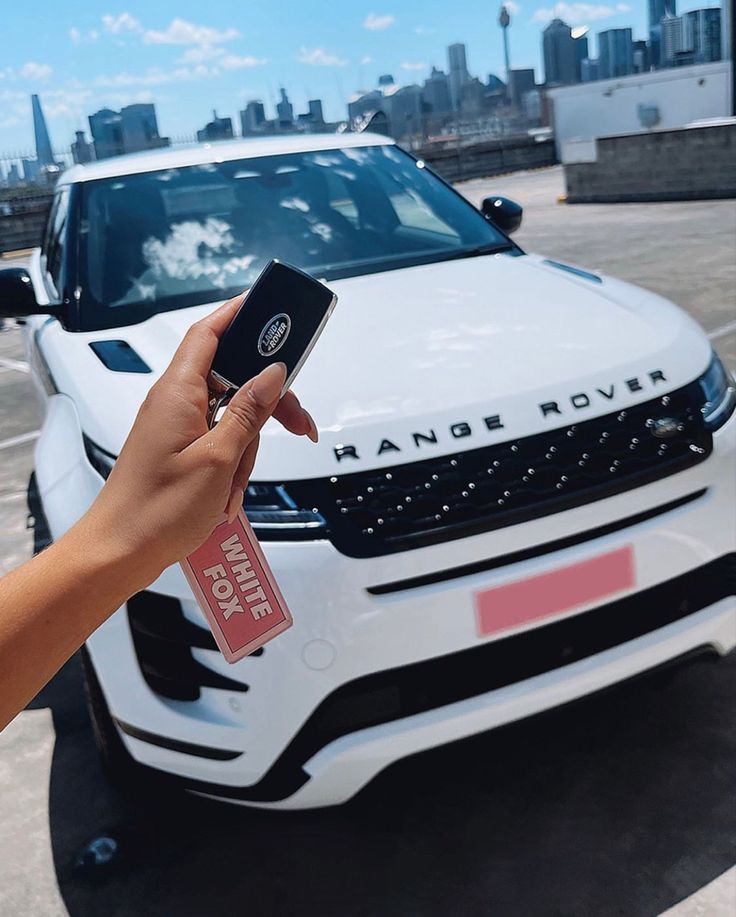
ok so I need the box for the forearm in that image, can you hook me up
[0,511,159,729]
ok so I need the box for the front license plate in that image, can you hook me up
[474,545,635,638]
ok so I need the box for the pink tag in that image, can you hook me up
[181,509,292,663]
[475,545,635,638]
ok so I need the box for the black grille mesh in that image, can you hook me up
[285,381,711,557]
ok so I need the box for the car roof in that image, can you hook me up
[59,133,395,184]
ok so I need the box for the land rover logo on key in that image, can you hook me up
[649,417,682,439]
[258,314,291,356]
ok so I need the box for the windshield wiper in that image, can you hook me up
[453,242,515,259]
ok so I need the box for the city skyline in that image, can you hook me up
[0,0,723,152]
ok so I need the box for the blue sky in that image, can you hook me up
[0,0,720,152]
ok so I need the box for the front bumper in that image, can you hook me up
[68,408,736,808]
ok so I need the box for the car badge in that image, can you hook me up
[648,417,682,439]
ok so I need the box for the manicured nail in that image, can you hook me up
[304,410,319,443]
[226,489,244,523]
[250,362,287,407]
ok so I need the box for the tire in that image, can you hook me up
[80,645,148,792]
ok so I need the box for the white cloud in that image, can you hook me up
[143,18,239,45]
[361,55,373,64]
[297,47,348,66]
[70,26,99,44]
[219,54,267,70]
[20,62,53,81]
[101,12,143,34]
[400,61,426,71]
[414,25,435,35]
[178,44,225,63]
[363,13,395,30]
[505,1,521,14]
[532,2,630,24]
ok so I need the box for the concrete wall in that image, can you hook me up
[418,136,557,182]
[564,120,736,203]
[548,62,732,162]
[0,193,52,254]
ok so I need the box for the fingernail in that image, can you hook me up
[250,362,287,407]
[304,410,319,443]
[227,489,244,523]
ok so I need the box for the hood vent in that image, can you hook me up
[89,340,151,374]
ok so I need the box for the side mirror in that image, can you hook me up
[0,268,55,319]
[481,196,523,235]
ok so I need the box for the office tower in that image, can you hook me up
[6,164,22,186]
[722,0,731,61]
[89,109,125,159]
[386,84,424,137]
[423,67,452,115]
[448,42,470,110]
[31,94,54,167]
[120,103,167,153]
[598,28,634,78]
[240,101,266,135]
[633,39,650,72]
[499,6,511,85]
[660,15,683,64]
[572,27,590,81]
[508,69,536,108]
[20,159,40,183]
[307,99,324,124]
[196,111,233,142]
[71,130,94,164]
[378,74,395,87]
[276,88,294,126]
[543,19,578,85]
[580,58,599,81]
[683,9,722,63]
[649,0,677,66]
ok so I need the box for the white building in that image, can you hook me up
[547,60,733,160]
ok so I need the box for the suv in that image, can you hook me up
[1,134,734,808]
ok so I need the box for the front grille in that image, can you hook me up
[127,591,258,701]
[166,553,736,803]
[286,381,710,557]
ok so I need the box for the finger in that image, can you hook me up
[226,435,259,522]
[168,292,247,380]
[273,390,318,441]
[209,362,286,466]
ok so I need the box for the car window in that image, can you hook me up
[44,187,70,296]
[76,145,510,331]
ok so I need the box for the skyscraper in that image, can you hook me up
[120,104,167,153]
[276,88,294,126]
[31,94,54,167]
[543,19,578,85]
[649,0,677,66]
[196,111,233,142]
[683,9,722,63]
[448,43,470,110]
[240,101,266,135]
[89,109,125,159]
[71,131,94,164]
[598,28,634,78]
[660,15,683,65]
[572,27,590,81]
[422,67,452,115]
[508,69,536,108]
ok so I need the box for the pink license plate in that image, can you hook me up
[474,545,635,638]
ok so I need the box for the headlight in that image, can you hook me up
[82,437,325,538]
[244,483,326,539]
[699,352,736,431]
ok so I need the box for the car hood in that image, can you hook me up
[43,253,711,479]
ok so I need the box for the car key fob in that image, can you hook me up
[206,259,337,425]
[185,260,337,663]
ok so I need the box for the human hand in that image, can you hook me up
[85,293,317,584]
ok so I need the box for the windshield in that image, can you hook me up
[77,144,510,329]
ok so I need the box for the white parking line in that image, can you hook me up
[0,357,30,373]
[708,319,736,341]
[0,430,40,451]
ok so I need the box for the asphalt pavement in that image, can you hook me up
[0,166,734,916]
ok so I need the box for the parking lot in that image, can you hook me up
[0,165,734,916]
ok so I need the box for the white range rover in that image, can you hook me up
[2,134,735,809]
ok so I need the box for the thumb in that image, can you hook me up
[210,362,286,464]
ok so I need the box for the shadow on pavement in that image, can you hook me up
[29,641,735,917]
